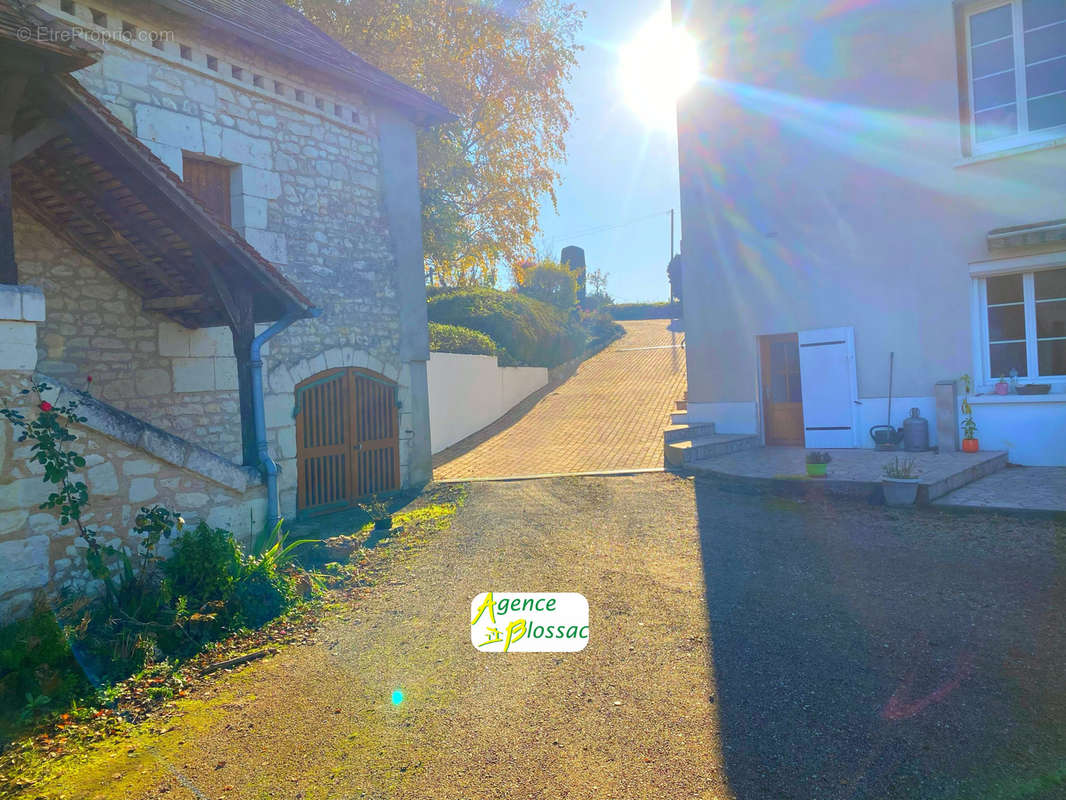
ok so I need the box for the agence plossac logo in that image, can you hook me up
[471,592,589,652]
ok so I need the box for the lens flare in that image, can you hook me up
[618,10,701,132]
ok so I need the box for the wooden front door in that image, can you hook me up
[760,334,804,446]
[294,368,400,514]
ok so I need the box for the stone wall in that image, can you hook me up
[36,0,434,504]
[0,369,266,622]
[65,0,405,363]
[13,208,246,462]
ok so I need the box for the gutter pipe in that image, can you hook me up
[251,306,323,530]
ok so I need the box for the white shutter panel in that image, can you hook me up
[797,327,858,448]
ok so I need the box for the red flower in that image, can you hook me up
[86,375,92,384]
[39,401,53,412]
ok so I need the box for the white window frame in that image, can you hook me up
[975,264,1066,387]
[964,0,1066,155]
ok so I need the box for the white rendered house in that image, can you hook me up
[673,0,1066,465]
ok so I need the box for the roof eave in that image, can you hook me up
[0,3,101,73]
[153,0,455,125]
[42,75,314,318]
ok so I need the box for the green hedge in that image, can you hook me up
[428,322,497,356]
[606,302,680,320]
[582,310,625,351]
[427,288,585,368]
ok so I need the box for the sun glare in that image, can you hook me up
[618,12,700,132]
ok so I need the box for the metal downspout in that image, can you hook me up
[251,307,322,529]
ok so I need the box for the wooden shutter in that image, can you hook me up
[182,156,232,225]
[797,327,859,448]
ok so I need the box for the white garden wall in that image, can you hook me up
[427,353,548,454]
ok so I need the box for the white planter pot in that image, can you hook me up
[882,477,920,507]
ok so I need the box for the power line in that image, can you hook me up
[548,209,673,245]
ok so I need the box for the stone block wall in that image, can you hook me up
[0,371,267,621]
[13,209,245,462]
[0,289,267,621]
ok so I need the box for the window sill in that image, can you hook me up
[955,135,1066,168]
[969,391,1066,404]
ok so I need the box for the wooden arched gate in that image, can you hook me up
[294,368,400,514]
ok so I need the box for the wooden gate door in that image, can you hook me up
[351,369,400,497]
[294,368,400,514]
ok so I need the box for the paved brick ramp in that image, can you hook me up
[433,319,686,479]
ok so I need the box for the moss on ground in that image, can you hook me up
[0,486,466,799]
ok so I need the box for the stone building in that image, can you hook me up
[0,0,451,619]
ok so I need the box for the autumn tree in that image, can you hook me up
[291,0,584,286]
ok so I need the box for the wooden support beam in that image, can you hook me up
[143,293,205,312]
[0,75,28,284]
[232,319,258,467]
[0,75,26,135]
[200,255,258,466]
[11,121,64,163]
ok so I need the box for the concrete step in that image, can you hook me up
[670,410,692,425]
[922,450,1008,503]
[665,434,759,468]
[663,422,717,444]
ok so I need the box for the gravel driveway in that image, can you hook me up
[26,475,1065,799]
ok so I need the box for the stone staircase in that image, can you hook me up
[663,420,758,469]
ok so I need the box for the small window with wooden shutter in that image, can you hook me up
[182,156,232,225]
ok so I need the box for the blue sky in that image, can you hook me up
[533,0,682,304]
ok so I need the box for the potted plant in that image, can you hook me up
[994,374,1009,395]
[882,456,920,506]
[960,373,979,452]
[360,495,392,531]
[805,451,832,477]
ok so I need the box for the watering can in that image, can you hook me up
[869,424,904,450]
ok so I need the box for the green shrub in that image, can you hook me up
[582,310,625,350]
[164,522,295,632]
[428,322,497,356]
[163,523,242,613]
[427,288,585,367]
[582,291,613,312]
[0,607,87,723]
[518,262,578,310]
[231,561,291,628]
[606,302,680,320]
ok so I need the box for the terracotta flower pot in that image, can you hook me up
[962,438,979,453]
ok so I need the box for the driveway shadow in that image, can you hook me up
[693,480,1066,799]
